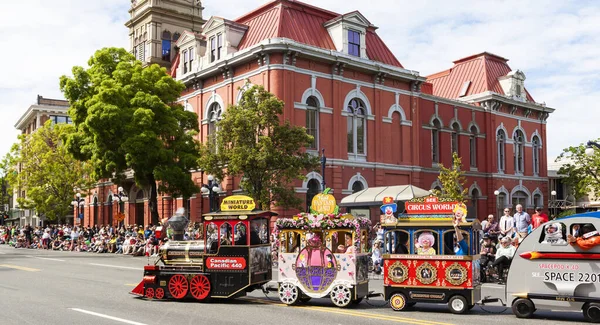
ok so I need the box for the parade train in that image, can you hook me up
[131,194,600,323]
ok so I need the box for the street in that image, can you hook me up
[0,245,588,325]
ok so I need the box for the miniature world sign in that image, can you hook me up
[405,196,458,214]
[220,195,256,211]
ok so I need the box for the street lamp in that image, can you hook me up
[112,186,129,227]
[494,190,500,218]
[201,175,220,212]
[550,190,557,219]
[71,193,85,226]
[586,141,600,156]
[321,149,326,189]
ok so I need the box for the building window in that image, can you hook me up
[514,130,525,174]
[346,98,366,155]
[348,30,360,57]
[432,119,441,163]
[161,30,172,62]
[305,96,319,150]
[208,103,222,152]
[210,36,216,62]
[183,50,189,74]
[352,181,364,193]
[451,123,460,155]
[533,194,541,209]
[497,130,506,172]
[469,126,477,168]
[497,193,506,218]
[189,47,194,71]
[306,179,320,212]
[50,115,71,125]
[470,188,479,220]
[217,33,222,60]
[512,190,528,209]
[532,136,540,175]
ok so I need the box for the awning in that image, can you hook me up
[340,185,430,207]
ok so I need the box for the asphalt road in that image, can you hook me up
[0,245,589,325]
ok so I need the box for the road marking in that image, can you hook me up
[245,298,454,325]
[88,263,140,270]
[0,264,41,272]
[70,308,147,325]
[26,255,66,262]
[125,284,138,287]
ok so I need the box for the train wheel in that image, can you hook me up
[512,298,535,318]
[155,288,165,299]
[168,274,189,299]
[390,293,408,311]
[330,285,352,308]
[448,295,468,314]
[583,302,600,323]
[190,275,211,301]
[278,282,300,305]
[145,287,154,299]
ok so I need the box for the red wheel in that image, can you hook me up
[190,275,211,300]
[168,274,189,299]
[155,288,165,299]
[145,287,155,299]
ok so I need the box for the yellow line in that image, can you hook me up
[125,284,138,287]
[0,264,41,272]
[244,298,454,325]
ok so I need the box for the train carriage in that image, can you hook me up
[130,195,274,301]
[381,196,481,314]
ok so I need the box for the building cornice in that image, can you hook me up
[14,105,69,130]
[460,91,555,114]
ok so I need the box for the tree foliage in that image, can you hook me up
[60,47,200,224]
[7,122,95,223]
[434,152,468,202]
[0,153,15,213]
[198,85,319,210]
[556,139,600,200]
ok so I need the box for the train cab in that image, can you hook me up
[131,195,274,301]
[381,196,481,314]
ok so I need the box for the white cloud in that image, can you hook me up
[1,0,598,164]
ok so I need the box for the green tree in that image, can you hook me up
[7,122,95,223]
[198,85,319,210]
[556,140,600,200]
[434,152,468,202]
[59,47,200,224]
[0,153,15,217]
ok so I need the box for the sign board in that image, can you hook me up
[206,257,247,270]
[310,191,337,215]
[405,196,458,215]
[220,195,256,211]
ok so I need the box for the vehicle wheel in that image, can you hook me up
[512,298,535,318]
[330,285,352,308]
[168,274,189,299]
[145,287,154,299]
[448,295,468,314]
[155,288,165,299]
[583,302,600,323]
[190,275,211,301]
[390,293,409,311]
[278,282,300,305]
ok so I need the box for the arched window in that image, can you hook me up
[346,98,366,155]
[497,192,507,218]
[306,96,319,149]
[93,197,99,227]
[512,190,528,209]
[107,194,113,227]
[161,30,172,62]
[432,119,441,163]
[514,130,525,174]
[497,130,506,172]
[306,179,321,212]
[533,194,542,209]
[352,181,364,193]
[451,123,460,154]
[532,136,540,175]
[207,103,222,152]
[469,126,477,168]
[470,188,479,220]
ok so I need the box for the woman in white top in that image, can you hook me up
[491,237,516,284]
[499,208,516,240]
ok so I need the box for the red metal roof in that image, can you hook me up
[235,0,402,67]
[426,52,534,102]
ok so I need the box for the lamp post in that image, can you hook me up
[71,193,85,226]
[112,186,129,227]
[585,141,600,156]
[550,190,557,219]
[321,148,326,190]
[494,190,500,218]
[201,175,220,212]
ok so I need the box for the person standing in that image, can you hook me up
[531,207,549,230]
[499,208,516,239]
[483,214,500,243]
[514,204,531,239]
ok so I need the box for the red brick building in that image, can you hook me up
[79,0,554,227]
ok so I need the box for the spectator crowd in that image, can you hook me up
[0,223,204,257]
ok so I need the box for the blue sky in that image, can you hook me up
[0,0,598,165]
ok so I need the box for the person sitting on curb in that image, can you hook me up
[490,237,516,284]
